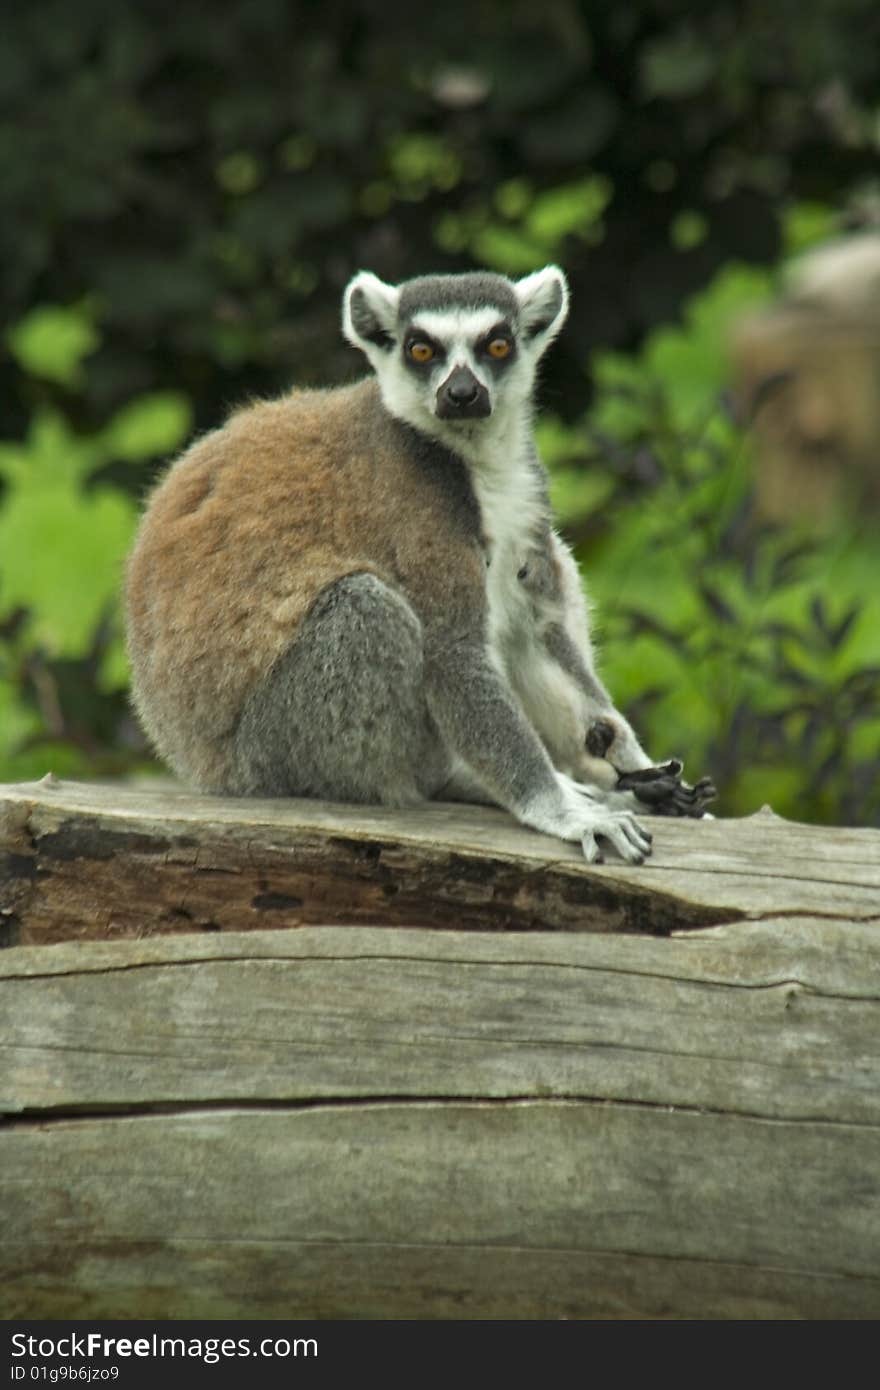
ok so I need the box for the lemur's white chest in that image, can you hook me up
[468,434,600,775]
[469,445,544,656]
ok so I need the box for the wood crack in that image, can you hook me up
[5,1094,880,1130]
[3,951,879,1002]
[26,1233,875,1284]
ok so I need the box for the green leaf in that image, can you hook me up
[103,391,193,461]
[472,225,547,275]
[0,409,106,486]
[495,179,533,220]
[641,264,774,427]
[215,151,263,196]
[526,176,612,243]
[98,628,131,693]
[783,202,838,256]
[0,476,136,659]
[549,468,614,526]
[0,673,41,757]
[640,32,717,100]
[670,210,708,250]
[387,134,461,195]
[534,415,587,468]
[589,353,654,437]
[7,304,100,388]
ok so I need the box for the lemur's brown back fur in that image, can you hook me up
[126,377,487,790]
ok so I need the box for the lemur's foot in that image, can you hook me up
[521,776,653,864]
[615,760,717,819]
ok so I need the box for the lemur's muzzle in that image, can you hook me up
[436,366,491,420]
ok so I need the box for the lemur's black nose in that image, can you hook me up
[446,371,479,405]
[437,366,491,419]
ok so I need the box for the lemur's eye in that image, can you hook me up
[408,341,435,363]
[487,338,512,360]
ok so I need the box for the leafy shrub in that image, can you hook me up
[541,261,880,826]
[0,303,191,780]
[4,0,880,444]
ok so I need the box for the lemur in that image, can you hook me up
[126,265,714,865]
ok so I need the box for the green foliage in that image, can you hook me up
[7,303,100,387]
[0,307,192,779]
[470,176,613,275]
[640,30,717,101]
[0,411,136,662]
[541,261,880,827]
[104,393,194,462]
[590,263,775,433]
[387,133,462,199]
[3,0,879,433]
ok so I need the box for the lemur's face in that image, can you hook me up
[343,268,569,442]
[398,303,517,423]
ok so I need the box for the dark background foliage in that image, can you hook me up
[6,0,880,430]
[2,0,879,821]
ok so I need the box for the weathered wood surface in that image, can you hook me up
[3,920,879,1119]
[2,776,879,944]
[3,919,880,1319]
[1,777,879,1318]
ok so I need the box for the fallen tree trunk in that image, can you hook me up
[1,777,879,1319]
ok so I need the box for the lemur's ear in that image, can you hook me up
[514,266,570,351]
[342,271,400,354]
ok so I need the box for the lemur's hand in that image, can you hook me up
[584,717,716,818]
[615,759,717,818]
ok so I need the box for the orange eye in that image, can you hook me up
[408,341,435,363]
[487,338,512,360]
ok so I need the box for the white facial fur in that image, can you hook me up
[342,266,569,466]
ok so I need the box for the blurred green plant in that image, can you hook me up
[4,0,880,444]
[435,174,612,274]
[0,303,192,780]
[540,260,880,826]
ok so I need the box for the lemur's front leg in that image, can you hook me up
[542,621,716,818]
[425,635,652,864]
[530,535,716,818]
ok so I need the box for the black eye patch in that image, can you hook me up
[478,322,517,368]
[402,329,446,370]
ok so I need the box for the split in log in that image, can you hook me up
[2,776,878,945]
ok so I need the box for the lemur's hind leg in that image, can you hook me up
[435,757,499,807]
[231,573,449,805]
